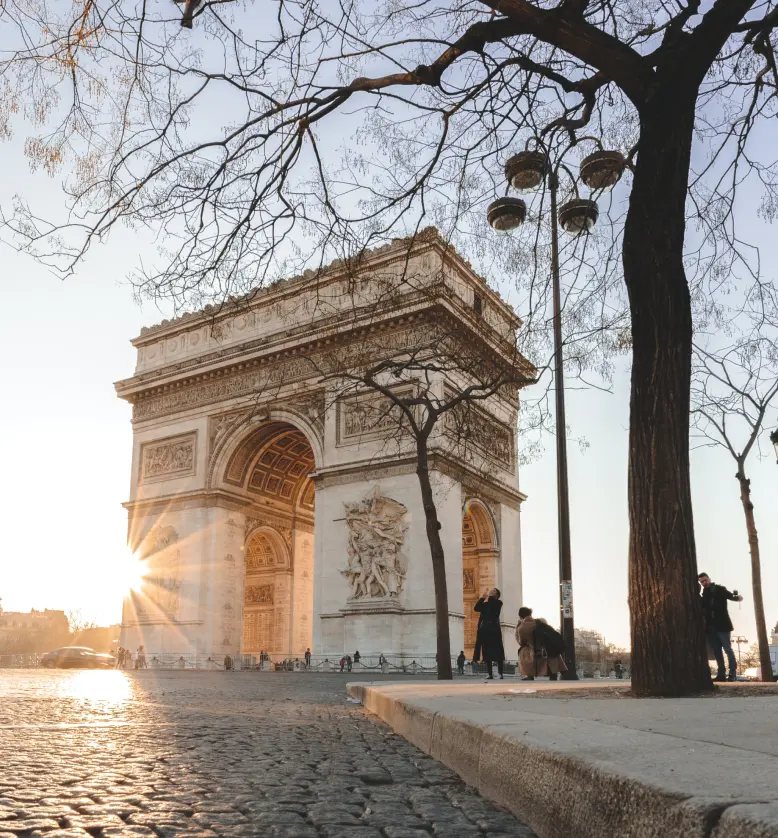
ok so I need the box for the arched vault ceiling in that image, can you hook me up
[224,421,315,509]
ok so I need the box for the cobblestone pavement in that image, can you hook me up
[0,671,536,838]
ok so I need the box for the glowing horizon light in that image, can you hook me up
[115,549,150,595]
[63,669,133,706]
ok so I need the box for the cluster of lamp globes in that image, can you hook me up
[487,148,627,235]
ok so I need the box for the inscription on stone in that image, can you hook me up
[245,584,274,605]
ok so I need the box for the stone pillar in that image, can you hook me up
[498,503,523,655]
[199,507,245,660]
[291,527,315,655]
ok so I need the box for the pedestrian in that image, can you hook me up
[354,650,360,665]
[456,650,466,675]
[224,654,233,671]
[379,652,387,672]
[346,654,353,673]
[614,659,623,679]
[473,608,484,668]
[516,607,567,681]
[304,648,311,669]
[698,572,743,682]
[339,656,346,673]
[474,588,505,680]
[137,645,147,669]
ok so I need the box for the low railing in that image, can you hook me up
[0,653,43,669]
[0,651,628,679]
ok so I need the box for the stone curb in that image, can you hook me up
[347,683,778,838]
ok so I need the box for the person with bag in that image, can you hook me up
[516,606,568,680]
[474,588,505,680]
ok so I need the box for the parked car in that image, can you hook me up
[40,647,115,669]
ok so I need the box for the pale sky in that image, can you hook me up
[1,118,777,654]
[2,228,776,649]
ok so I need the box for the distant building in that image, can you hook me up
[770,623,778,674]
[0,601,70,653]
[73,625,122,653]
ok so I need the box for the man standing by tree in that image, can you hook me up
[698,573,744,682]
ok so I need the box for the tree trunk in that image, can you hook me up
[736,464,774,681]
[623,85,713,697]
[415,437,453,680]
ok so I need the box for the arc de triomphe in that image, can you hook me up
[116,229,530,661]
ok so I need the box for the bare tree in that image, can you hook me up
[67,609,97,636]
[301,249,536,679]
[3,0,778,694]
[692,326,778,682]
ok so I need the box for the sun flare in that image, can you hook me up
[113,549,149,594]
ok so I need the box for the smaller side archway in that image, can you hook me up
[462,499,500,660]
[242,526,293,655]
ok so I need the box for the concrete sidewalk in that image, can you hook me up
[347,679,778,838]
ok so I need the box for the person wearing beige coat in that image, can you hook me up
[515,607,568,679]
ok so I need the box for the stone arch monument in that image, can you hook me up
[116,229,529,660]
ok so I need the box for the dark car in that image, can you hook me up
[40,647,115,669]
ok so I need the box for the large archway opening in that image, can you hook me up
[462,500,499,660]
[222,421,316,657]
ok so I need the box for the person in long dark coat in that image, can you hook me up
[473,608,484,665]
[474,588,505,679]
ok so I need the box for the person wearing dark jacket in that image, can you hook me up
[456,651,466,675]
[472,609,484,666]
[698,572,743,682]
[474,588,505,680]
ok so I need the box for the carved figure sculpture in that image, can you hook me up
[340,488,408,599]
[145,525,182,618]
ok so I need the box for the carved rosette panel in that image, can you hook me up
[140,433,196,482]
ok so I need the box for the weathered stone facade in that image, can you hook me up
[116,229,529,660]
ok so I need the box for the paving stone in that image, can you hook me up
[250,811,308,826]
[0,672,536,838]
[154,828,219,838]
[430,823,481,837]
[364,812,427,828]
[127,812,192,827]
[23,807,78,819]
[30,831,91,838]
[320,828,384,838]
[77,803,140,817]
[191,812,249,828]
[64,814,127,828]
[0,819,61,833]
[267,827,318,838]
[307,810,363,827]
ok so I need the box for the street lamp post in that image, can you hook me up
[487,138,626,681]
[733,636,748,675]
[548,169,576,679]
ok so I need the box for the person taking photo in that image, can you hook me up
[698,572,743,682]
